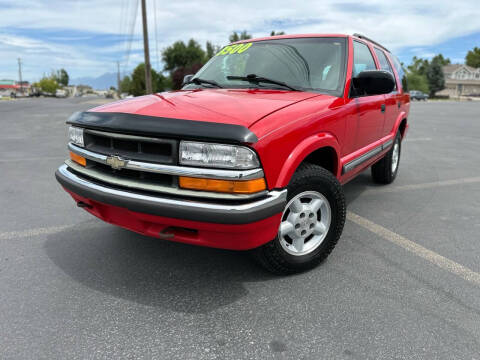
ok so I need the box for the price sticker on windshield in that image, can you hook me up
[216,43,252,56]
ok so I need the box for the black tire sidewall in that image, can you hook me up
[390,133,401,179]
[371,131,402,184]
[272,169,345,266]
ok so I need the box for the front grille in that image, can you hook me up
[69,128,264,201]
[83,129,178,164]
[87,160,175,187]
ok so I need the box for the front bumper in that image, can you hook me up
[55,164,287,249]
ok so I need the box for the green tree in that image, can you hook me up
[431,54,451,66]
[38,77,59,94]
[229,31,252,43]
[161,75,173,91]
[205,41,220,60]
[162,39,206,72]
[162,39,207,89]
[465,47,480,68]
[406,72,429,93]
[119,75,132,94]
[426,61,445,97]
[55,68,69,86]
[270,31,285,36]
[408,56,429,76]
[128,63,167,96]
[407,54,449,96]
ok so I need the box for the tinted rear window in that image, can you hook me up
[391,55,408,92]
[374,48,396,90]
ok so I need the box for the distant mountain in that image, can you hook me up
[71,72,118,90]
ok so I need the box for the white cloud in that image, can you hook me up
[0,0,479,79]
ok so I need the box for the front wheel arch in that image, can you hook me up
[274,133,341,188]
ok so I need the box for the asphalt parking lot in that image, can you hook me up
[1,97,480,359]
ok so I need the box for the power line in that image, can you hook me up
[124,0,139,74]
[117,0,126,77]
[17,58,23,93]
[117,61,121,95]
[118,0,126,37]
[153,0,160,70]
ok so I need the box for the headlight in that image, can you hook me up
[68,126,84,147]
[179,141,260,169]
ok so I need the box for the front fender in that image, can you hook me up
[274,132,341,188]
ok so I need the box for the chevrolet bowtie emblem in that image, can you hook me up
[106,155,128,170]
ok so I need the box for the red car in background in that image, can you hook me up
[56,33,409,274]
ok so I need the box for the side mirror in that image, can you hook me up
[353,70,395,96]
[182,74,194,86]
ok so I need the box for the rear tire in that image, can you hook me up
[252,163,346,275]
[371,132,401,184]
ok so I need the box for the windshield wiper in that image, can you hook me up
[187,77,223,88]
[226,74,299,91]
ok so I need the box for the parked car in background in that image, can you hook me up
[410,90,428,101]
[0,88,16,98]
[56,33,409,274]
[55,89,68,98]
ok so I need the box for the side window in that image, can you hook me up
[391,55,408,92]
[374,48,396,91]
[374,48,393,73]
[353,41,376,77]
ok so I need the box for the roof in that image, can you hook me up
[232,33,348,44]
[443,64,478,74]
[231,33,390,53]
[352,33,390,53]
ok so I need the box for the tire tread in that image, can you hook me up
[252,163,346,275]
[371,132,401,184]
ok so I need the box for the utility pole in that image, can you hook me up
[141,0,153,94]
[17,58,23,94]
[116,60,121,97]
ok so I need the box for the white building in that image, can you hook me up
[438,64,480,97]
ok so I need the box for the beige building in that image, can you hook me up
[438,64,480,97]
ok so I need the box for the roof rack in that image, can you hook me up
[352,33,390,53]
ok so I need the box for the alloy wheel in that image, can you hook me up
[278,191,331,256]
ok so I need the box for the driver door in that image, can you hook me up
[351,41,385,151]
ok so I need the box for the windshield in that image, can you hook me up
[184,37,347,96]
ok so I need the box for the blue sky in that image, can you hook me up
[0,0,478,81]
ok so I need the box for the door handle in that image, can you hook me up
[381,104,386,113]
[397,101,401,109]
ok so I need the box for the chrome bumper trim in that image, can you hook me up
[56,164,287,224]
[68,143,264,180]
[66,160,267,200]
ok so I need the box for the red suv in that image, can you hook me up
[56,33,409,274]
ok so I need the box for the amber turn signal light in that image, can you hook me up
[70,151,86,166]
[179,176,266,194]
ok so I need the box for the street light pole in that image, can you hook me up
[17,58,23,94]
[117,60,121,97]
[141,0,153,94]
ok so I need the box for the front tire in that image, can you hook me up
[252,163,346,275]
[371,132,401,184]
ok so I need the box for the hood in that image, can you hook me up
[91,89,320,128]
